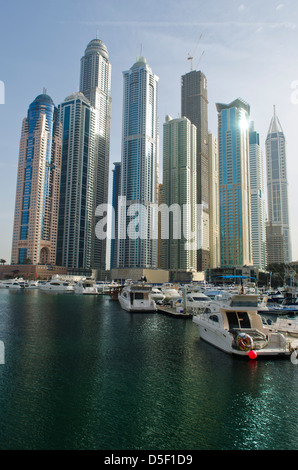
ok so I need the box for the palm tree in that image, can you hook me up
[0,259,6,265]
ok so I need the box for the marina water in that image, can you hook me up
[0,288,297,450]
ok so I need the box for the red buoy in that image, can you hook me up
[248,350,257,360]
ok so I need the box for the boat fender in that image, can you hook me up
[236,332,254,351]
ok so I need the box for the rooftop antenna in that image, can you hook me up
[96,30,99,39]
[43,87,47,94]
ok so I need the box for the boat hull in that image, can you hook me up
[193,317,291,357]
[118,297,156,312]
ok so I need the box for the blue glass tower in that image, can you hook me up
[11,92,62,265]
[216,98,253,268]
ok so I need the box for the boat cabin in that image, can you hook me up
[205,295,267,333]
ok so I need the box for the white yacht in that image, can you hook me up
[184,292,211,313]
[40,279,74,293]
[193,294,298,357]
[8,279,26,289]
[265,317,298,338]
[95,281,111,294]
[118,284,157,312]
[24,281,40,289]
[74,279,98,295]
[150,287,165,302]
[161,283,181,302]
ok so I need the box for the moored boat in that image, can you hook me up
[192,294,298,357]
[40,279,74,293]
[118,283,157,312]
[74,279,98,295]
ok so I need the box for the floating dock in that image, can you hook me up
[156,305,192,318]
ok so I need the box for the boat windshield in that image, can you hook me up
[230,298,258,307]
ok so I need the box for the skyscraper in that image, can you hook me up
[11,93,62,265]
[117,56,159,269]
[161,116,197,273]
[216,98,253,268]
[265,106,291,263]
[181,70,209,271]
[208,132,220,269]
[80,37,112,272]
[249,122,266,269]
[110,161,121,270]
[56,92,96,269]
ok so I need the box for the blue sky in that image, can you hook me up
[1,0,298,263]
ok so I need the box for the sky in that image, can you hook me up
[1,0,298,264]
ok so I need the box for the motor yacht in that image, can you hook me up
[150,287,165,302]
[74,279,98,295]
[40,279,74,293]
[118,283,157,312]
[95,281,111,294]
[8,279,26,289]
[192,294,298,357]
[264,317,298,338]
[161,283,181,302]
[184,292,211,313]
[24,281,40,289]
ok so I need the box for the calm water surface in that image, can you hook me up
[0,288,297,450]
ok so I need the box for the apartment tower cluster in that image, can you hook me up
[11,36,292,281]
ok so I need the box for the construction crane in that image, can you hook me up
[195,50,205,70]
[187,34,202,71]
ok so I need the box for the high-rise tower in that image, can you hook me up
[249,122,266,269]
[11,93,62,265]
[80,37,112,272]
[56,92,96,269]
[216,98,253,268]
[117,56,159,269]
[181,70,209,271]
[161,116,197,273]
[208,132,220,269]
[265,106,291,263]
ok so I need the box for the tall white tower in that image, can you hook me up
[249,122,266,269]
[266,106,291,263]
[117,56,159,268]
[80,37,112,272]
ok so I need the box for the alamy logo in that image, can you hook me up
[0,341,4,365]
[0,81,4,104]
[95,199,204,251]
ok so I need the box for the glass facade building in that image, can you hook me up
[181,70,209,271]
[161,116,197,272]
[11,93,62,265]
[80,37,112,272]
[117,56,159,268]
[265,107,291,263]
[216,98,253,268]
[110,161,121,270]
[208,132,220,269]
[249,123,266,269]
[56,92,96,269]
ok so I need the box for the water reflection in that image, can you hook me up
[0,289,297,450]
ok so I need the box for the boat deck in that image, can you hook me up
[157,305,192,319]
